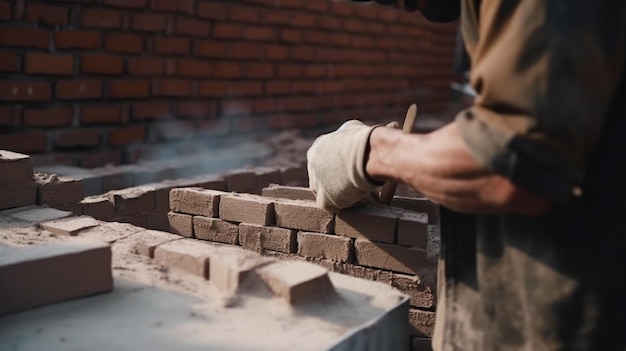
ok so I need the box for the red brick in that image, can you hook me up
[154,37,190,55]
[81,54,123,75]
[0,81,51,102]
[0,27,48,49]
[0,240,112,316]
[0,2,10,21]
[243,26,274,41]
[280,28,301,43]
[212,62,241,78]
[354,239,427,275]
[409,309,435,337]
[35,173,85,208]
[24,53,74,76]
[223,169,257,193]
[102,0,148,8]
[24,106,73,127]
[197,81,229,97]
[147,120,195,141]
[277,64,302,78]
[54,30,100,50]
[231,81,263,97]
[132,102,170,120]
[80,8,123,29]
[177,100,216,118]
[0,150,34,184]
[56,80,102,100]
[397,212,428,248]
[254,168,282,192]
[109,80,150,98]
[169,188,225,217]
[80,104,123,125]
[391,273,435,309]
[208,246,273,293]
[197,2,229,20]
[108,187,155,216]
[150,0,195,14]
[239,223,296,254]
[391,197,439,224]
[219,193,275,226]
[297,232,353,262]
[81,196,115,221]
[131,12,167,32]
[261,185,315,201]
[153,79,193,97]
[193,216,238,244]
[0,180,37,209]
[335,206,398,244]
[177,58,212,78]
[168,211,193,237]
[0,106,17,126]
[109,125,145,146]
[256,260,335,304]
[195,40,228,58]
[212,23,244,39]
[26,3,68,26]
[115,229,181,257]
[265,44,289,60]
[0,52,18,73]
[55,129,101,149]
[104,33,143,54]
[274,199,334,233]
[153,238,214,277]
[127,57,165,76]
[245,63,273,79]
[174,17,209,37]
[0,132,46,153]
[79,151,122,168]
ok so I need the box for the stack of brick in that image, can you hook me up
[167,184,439,348]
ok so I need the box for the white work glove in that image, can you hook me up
[307,120,397,212]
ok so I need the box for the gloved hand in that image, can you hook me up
[307,120,398,212]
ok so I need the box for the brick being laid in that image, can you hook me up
[391,273,435,309]
[256,260,335,304]
[169,187,225,217]
[297,232,353,263]
[0,238,113,317]
[391,196,439,224]
[193,216,239,245]
[261,184,316,201]
[274,199,333,233]
[219,193,275,226]
[397,212,428,249]
[354,239,428,275]
[239,223,296,254]
[335,205,398,244]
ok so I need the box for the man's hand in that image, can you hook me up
[307,120,384,212]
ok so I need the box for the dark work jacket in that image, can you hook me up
[353,0,626,350]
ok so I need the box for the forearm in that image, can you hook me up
[366,122,553,215]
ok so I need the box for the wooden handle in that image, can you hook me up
[378,104,417,205]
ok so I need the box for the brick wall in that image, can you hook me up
[0,0,458,167]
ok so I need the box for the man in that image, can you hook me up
[307,0,626,350]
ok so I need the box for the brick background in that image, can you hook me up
[0,0,458,166]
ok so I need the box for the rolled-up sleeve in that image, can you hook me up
[457,0,625,203]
